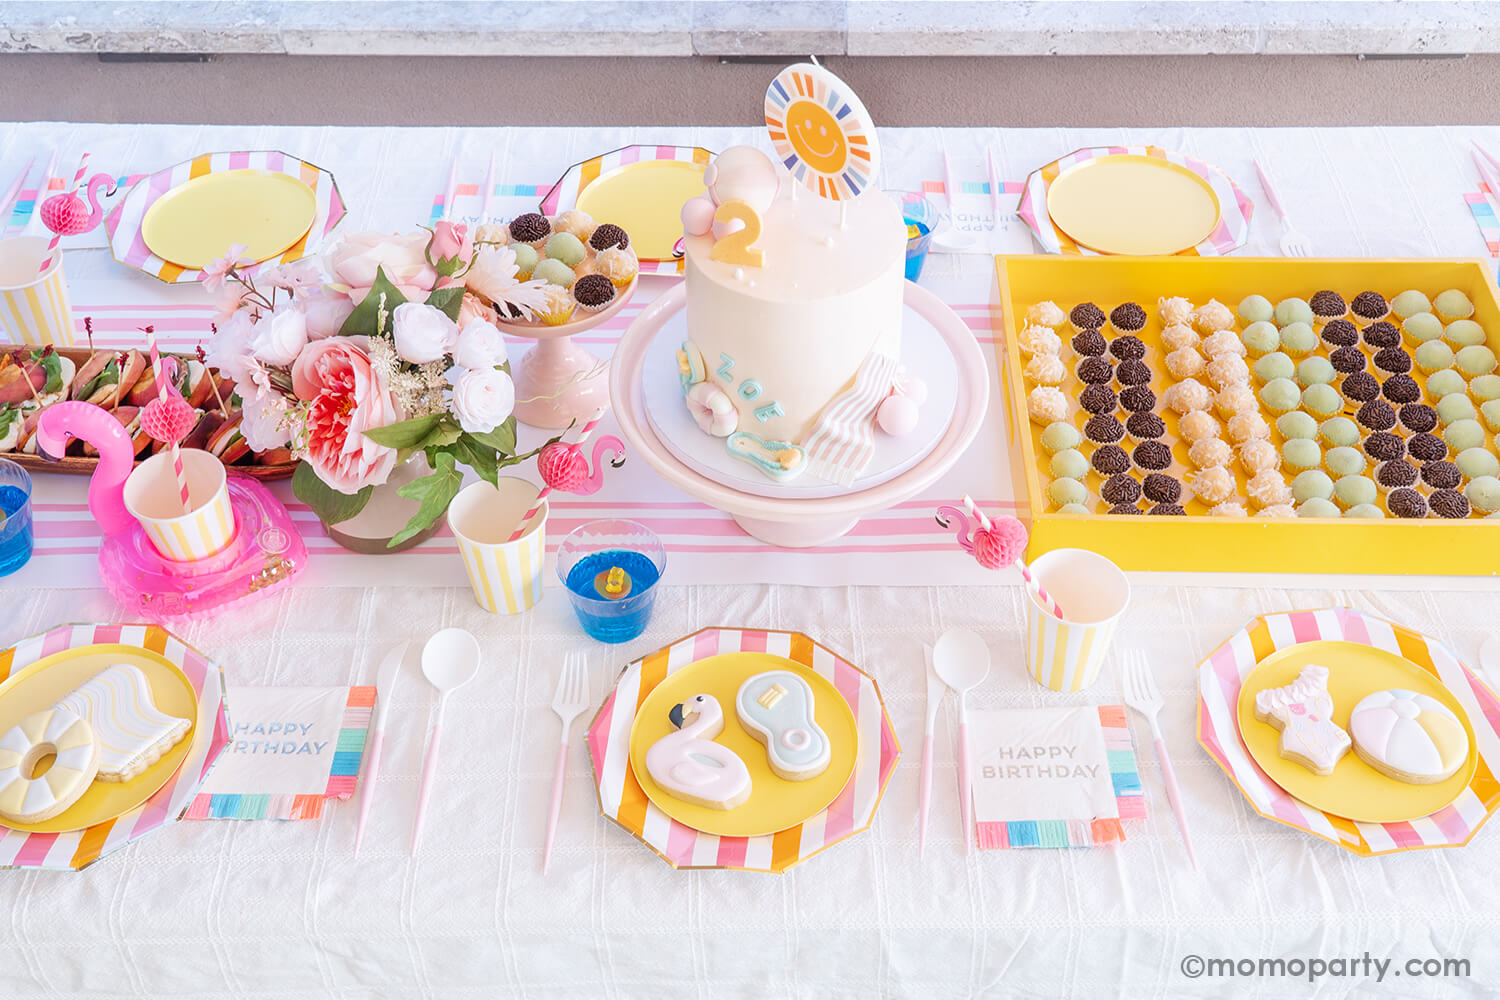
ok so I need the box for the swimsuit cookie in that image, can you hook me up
[0,707,101,824]
[735,670,831,782]
[1253,664,1351,776]
[1349,688,1469,785]
[55,664,192,783]
[644,694,752,810]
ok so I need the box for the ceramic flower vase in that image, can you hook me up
[323,455,441,554]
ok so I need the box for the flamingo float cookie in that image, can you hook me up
[0,707,101,823]
[1349,689,1469,785]
[1253,665,1351,776]
[644,694,752,810]
[56,664,192,782]
[735,670,830,782]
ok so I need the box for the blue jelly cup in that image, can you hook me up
[891,190,936,282]
[0,458,34,577]
[556,519,666,643]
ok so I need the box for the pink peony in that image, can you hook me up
[290,337,400,493]
[327,231,438,305]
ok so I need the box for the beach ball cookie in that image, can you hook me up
[1349,689,1469,785]
[735,671,831,782]
[1252,664,1350,776]
[0,707,101,824]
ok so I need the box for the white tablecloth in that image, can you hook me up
[4,122,1500,1000]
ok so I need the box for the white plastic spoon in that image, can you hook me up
[410,628,480,855]
[933,628,990,855]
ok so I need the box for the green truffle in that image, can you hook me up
[1466,475,1500,513]
[1297,497,1341,518]
[1276,411,1318,440]
[1057,502,1092,516]
[1238,294,1274,325]
[1471,374,1500,402]
[1403,312,1444,343]
[1415,341,1455,373]
[1437,393,1477,425]
[532,257,576,287]
[1483,399,1500,432]
[1335,475,1378,508]
[1275,297,1314,328]
[1446,419,1487,452]
[543,232,587,267]
[1260,377,1302,414]
[1427,369,1468,400]
[1254,351,1295,382]
[1050,448,1089,480]
[1457,345,1498,377]
[1457,447,1500,481]
[1391,289,1432,319]
[1444,319,1486,347]
[1047,477,1089,507]
[1040,421,1081,453]
[1344,502,1386,519]
[1241,320,1281,356]
[1279,322,1317,357]
[1292,469,1334,502]
[1283,437,1322,470]
[1319,416,1360,447]
[1325,446,1366,478]
[1296,357,1336,387]
[1434,288,1474,321]
[1300,383,1342,417]
[511,242,539,278]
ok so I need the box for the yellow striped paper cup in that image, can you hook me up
[123,450,235,562]
[449,477,546,614]
[1024,548,1130,692]
[0,236,75,347]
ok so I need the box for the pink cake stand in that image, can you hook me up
[496,277,637,429]
[609,282,990,547]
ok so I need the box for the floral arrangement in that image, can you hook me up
[205,221,556,546]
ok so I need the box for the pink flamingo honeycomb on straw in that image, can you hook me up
[507,408,626,542]
[141,333,197,512]
[935,494,1067,619]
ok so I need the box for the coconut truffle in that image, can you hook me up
[1027,300,1069,327]
[1177,409,1220,442]
[1164,379,1212,415]
[1237,439,1281,474]
[1025,354,1067,386]
[1027,386,1068,424]
[1207,355,1252,389]
[1018,325,1064,357]
[1189,437,1233,469]
[1203,329,1247,358]
[1159,296,1194,325]
[1227,412,1272,444]
[1247,469,1293,508]
[1166,348,1206,379]
[1188,466,1237,503]
[1192,299,1234,334]
[1161,323,1200,353]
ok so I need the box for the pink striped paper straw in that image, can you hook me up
[441,157,458,222]
[960,494,1066,619]
[148,335,192,513]
[37,152,89,276]
[507,409,605,542]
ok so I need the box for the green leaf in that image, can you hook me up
[425,285,465,321]
[444,435,498,487]
[338,265,408,337]
[293,462,373,525]
[466,415,517,456]
[362,414,441,450]
[389,451,462,548]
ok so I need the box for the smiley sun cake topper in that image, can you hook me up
[764,62,881,202]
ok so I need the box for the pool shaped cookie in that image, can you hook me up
[735,670,831,782]
[1349,688,1468,785]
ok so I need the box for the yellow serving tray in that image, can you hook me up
[0,643,197,833]
[142,168,317,268]
[995,255,1500,574]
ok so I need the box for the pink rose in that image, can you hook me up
[328,231,437,304]
[301,288,356,340]
[429,222,473,287]
[457,291,497,330]
[290,337,401,494]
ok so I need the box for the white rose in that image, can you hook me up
[452,318,508,371]
[248,303,308,366]
[447,365,515,434]
[392,302,458,364]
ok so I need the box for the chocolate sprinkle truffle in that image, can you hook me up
[1109,303,1148,334]
[1409,432,1447,462]
[1084,414,1124,444]
[1077,357,1114,385]
[571,273,615,309]
[508,212,551,244]
[1126,411,1166,440]
[1120,385,1157,412]
[1091,444,1131,476]
[1342,371,1380,402]
[1321,319,1359,347]
[1421,460,1462,489]
[1361,320,1401,349]
[1147,503,1187,516]
[1309,290,1347,320]
[1101,473,1142,505]
[1142,472,1183,504]
[1352,291,1390,322]
[1430,488,1471,519]
[1387,487,1428,518]
[1071,330,1107,356]
[588,223,630,251]
[1071,302,1106,330]
[1079,384,1118,415]
[1132,440,1173,471]
[1357,399,1397,431]
[1381,374,1420,405]
[1373,347,1412,374]
[1376,459,1419,490]
[1399,403,1438,434]
[1108,504,1143,515]
[1109,335,1147,361]
[1116,359,1153,386]
[1330,346,1367,374]
[1364,432,1406,462]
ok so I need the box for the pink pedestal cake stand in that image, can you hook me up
[609,281,990,547]
[497,278,637,429]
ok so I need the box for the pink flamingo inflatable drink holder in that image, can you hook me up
[35,401,306,622]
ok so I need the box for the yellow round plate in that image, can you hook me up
[0,643,198,834]
[575,159,706,262]
[1235,640,1476,824]
[627,651,858,838]
[1045,154,1221,256]
[141,169,317,269]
